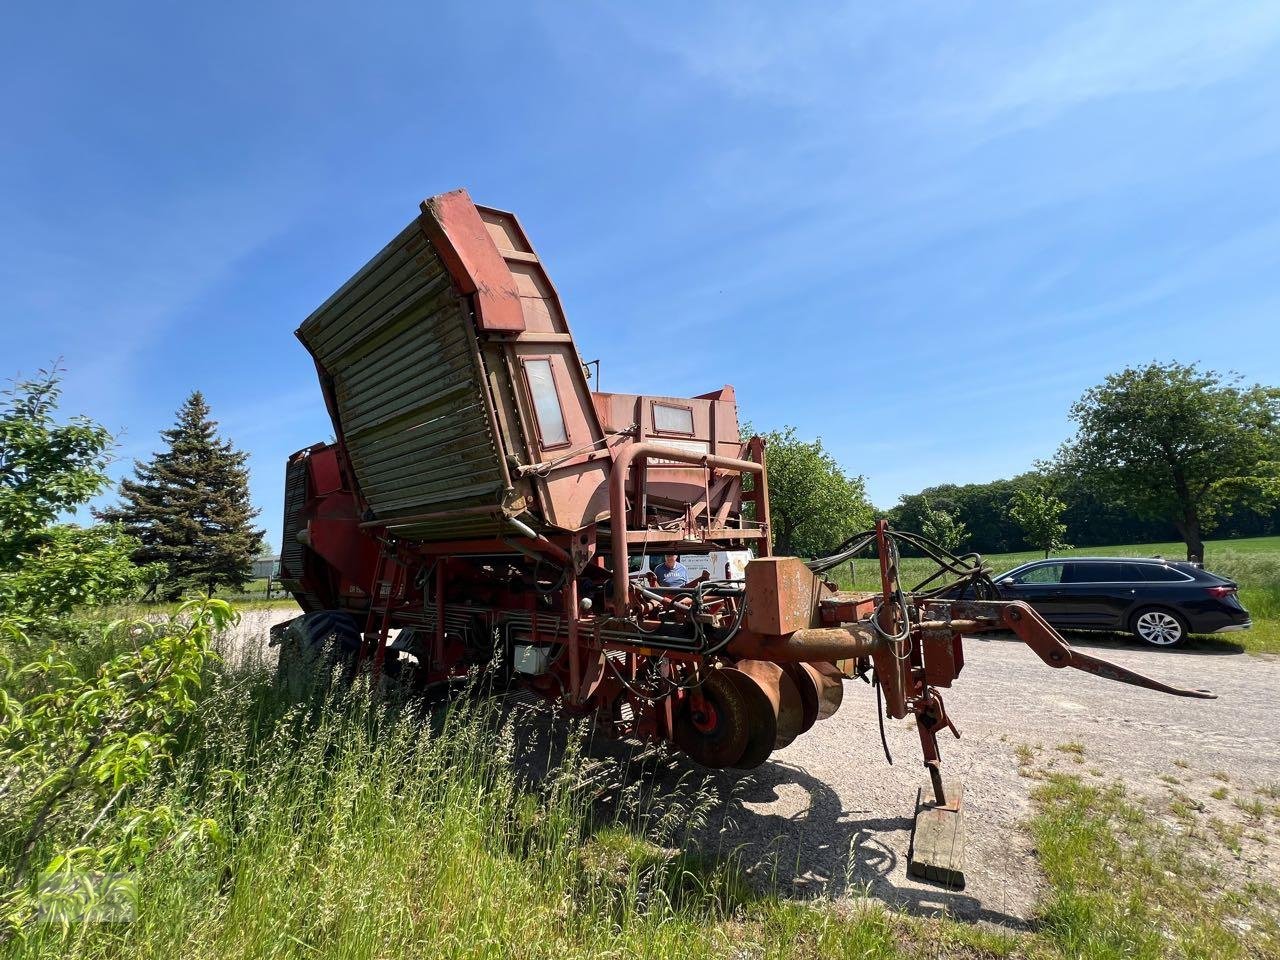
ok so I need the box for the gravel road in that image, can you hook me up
[222,610,1279,927]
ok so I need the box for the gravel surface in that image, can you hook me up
[222,609,1279,927]
[687,634,1280,926]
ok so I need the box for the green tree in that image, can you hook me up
[0,371,227,935]
[1057,362,1280,563]
[1009,481,1070,557]
[0,369,152,628]
[98,392,264,597]
[918,497,968,552]
[747,426,873,558]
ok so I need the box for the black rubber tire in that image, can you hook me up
[301,611,362,654]
[673,670,752,769]
[275,611,363,688]
[1128,606,1188,648]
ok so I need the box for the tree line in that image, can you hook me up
[6,358,1277,613]
[888,473,1280,558]
[761,361,1280,564]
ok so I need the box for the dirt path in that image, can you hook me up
[220,610,1279,926]
[704,635,1280,925]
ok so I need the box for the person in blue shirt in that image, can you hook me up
[653,554,690,587]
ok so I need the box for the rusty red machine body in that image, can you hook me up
[278,189,1212,886]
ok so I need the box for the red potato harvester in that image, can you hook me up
[274,189,1214,888]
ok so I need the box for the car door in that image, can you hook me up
[1058,561,1129,628]
[1001,562,1069,624]
[1111,562,1152,626]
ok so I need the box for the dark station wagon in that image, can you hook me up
[991,557,1252,647]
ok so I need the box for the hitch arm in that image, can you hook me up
[984,600,1216,699]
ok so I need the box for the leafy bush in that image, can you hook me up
[5,659,759,957]
[0,524,156,631]
[0,600,233,938]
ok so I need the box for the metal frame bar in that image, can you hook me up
[609,441,768,613]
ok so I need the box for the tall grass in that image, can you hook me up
[6,649,904,960]
[7,621,1275,957]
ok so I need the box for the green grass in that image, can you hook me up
[210,578,296,605]
[837,534,1280,655]
[8,631,1277,959]
[1030,773,1279,959]
[3,656,909,959]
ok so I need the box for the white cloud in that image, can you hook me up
[610,1,894,105]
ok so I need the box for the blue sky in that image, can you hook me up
[4,2,1279,550]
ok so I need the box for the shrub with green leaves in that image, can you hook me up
[0,600,233,938]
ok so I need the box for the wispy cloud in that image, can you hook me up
[610,2,1280,123]
[979,3,1280,120]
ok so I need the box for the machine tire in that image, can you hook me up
[275,610,363,688]
[1129,607,1188,648]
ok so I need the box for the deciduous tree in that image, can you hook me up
[1009,481,1070,558]
[1057,362,1280,563]
[746,426,874,558]
[918,497,968,553]
[0,369,152,627]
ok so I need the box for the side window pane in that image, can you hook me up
[525,359,568,446]
[1142,565,1187,582]
[1016,563,1063,584]
[1064,563,1126,586]
[653,403,694,434]
[1068,562,1123,583]
[1119,563,1147,582]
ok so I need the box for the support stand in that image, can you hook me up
[907,779,965,889]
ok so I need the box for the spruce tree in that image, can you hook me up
[97,392,264,597]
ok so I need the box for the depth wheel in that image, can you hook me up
[723,662,782,769]
[673,669,752,769]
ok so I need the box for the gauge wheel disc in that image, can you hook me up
[784,662,823,736]
[722,663,782,769]
[768,666,805,748]
[811,661,846,720]
[673,668,752,769]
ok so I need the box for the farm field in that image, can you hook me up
[836,535,1280,656]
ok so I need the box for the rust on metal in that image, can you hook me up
[723,663,781,770]
[277,188,1218,892]
[743,556,833,636]
[727,624,881,662]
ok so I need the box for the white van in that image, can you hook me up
[631,550,752,582]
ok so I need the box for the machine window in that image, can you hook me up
[653,402,694,435]
[523,358,569,447]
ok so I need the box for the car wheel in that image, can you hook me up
[1130,607,1187,647]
